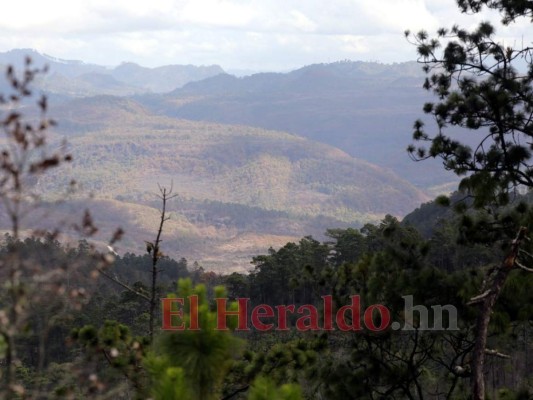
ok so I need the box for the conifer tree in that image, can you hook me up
[407,1,533,398]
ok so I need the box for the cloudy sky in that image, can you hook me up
[0,0,530,72]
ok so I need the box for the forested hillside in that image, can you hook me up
[136,60,456,189]
[20,95,427,270]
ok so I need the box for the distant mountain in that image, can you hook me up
[0,49,225,95]
[31,95,429,271]
[37,71,142,98]
[0,48,107,77]
[0,51,461,191]
[136,60,458,190]
[171,61,425,94]
[111,62,224,93]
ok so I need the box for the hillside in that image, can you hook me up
[25,95,430,271]
[136,60,458,190]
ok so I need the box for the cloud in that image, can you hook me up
[0,0,530,70]
[180,0,255,27]
[358,0,439,32]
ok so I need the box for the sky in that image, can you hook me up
[0,0,531,72]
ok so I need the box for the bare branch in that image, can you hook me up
[484,349,511,359]
[95,267,150,302]
[515,260,533,273]
[467,290,491,305]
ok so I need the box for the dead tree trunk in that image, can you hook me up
[148,185,177,343]
[97,184,177,344]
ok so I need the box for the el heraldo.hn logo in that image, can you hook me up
[161,295,458,332]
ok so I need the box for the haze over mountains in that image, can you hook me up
[0,49,224,96]
[0,48,454,270]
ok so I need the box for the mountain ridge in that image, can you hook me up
[134,59,455,189]
[0,49,226,95]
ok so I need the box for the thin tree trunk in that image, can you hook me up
[148,185,176,343]
[471,227,527,399]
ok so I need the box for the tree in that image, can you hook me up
[0,58,121,397]
[457,0,533,24]
[406,24,533,208]
[95,184,177,343]
[147,185,178,343]
[148,279,244,400]
[407,2,533,398]
[246,376,302,400]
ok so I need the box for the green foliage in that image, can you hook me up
[498,387,533,400]
[408,15,533,211]
[250,236,330,305]
[143,356,193,400]
[72,320,149,397]
[247,376,302,400]
[1,213,531,398]
[246,213,533,398]
[435,194,450,207]
[149,279,244,400]
[457,0,533,24]
[407,4,533,397]
[0,335,6,359]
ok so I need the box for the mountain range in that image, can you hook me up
[0,49,224,96]
[0,49,455,270]
[136,60,459,189]
[2,48,457,191]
